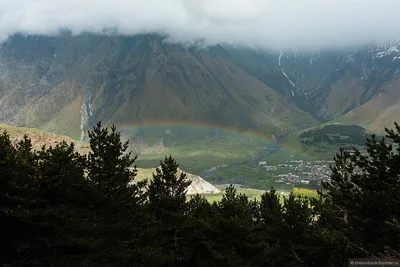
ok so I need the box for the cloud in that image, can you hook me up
[1,0,400,49]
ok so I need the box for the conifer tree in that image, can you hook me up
[215,185,259,266]
[0,133,38,266]
[86,122,145,265]
[253,189,285,266]
[322,122,400,258]
[148,155,191,220]
[87,121,137,191]
[31,141,95,266]
[180,194,219,267]
[258,188,282,225]
[147,155,191,263]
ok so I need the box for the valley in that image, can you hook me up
[0,121,351,193]
[1,33,400,194]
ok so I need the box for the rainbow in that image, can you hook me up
[113,120,275,144]
[77,120,311,159]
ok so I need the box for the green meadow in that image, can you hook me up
[134,130,277,174]
[100,125,332,192]
[201,187,267,203]
[199,186,318,203]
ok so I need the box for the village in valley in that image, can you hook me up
[258,159,333,186]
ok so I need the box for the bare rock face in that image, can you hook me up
[183,169,220,195]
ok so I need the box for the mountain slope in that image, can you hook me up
[339,74,400,134]
[223,42,400,122]
[0,34,317,143]
[2,33,400,148]
[0,123,90,153]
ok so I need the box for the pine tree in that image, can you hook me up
[181,194,217,267]
[148,155,191,221]
[322,122,400,258]
[32,141,94,265]
[0,133,39,266]
[86,122,147,265]
[147,155,191,264]
[258,188,282,225]
[87,121,137,191]
[253,189,285,266]
[1,135,98,266]
[214,185,260,267]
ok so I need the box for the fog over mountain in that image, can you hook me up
[1,0,400,49]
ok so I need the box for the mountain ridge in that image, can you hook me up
[1,33,400,150]
[0,33,317,146]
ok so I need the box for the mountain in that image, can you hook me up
[223,41,400,123]
[0,33,316,147]
[1,33,400,151]
[338,74,400,134]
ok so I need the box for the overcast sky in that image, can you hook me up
[1,0,400,49]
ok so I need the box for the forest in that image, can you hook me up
[299,124,369,146]
[1,122,399,267]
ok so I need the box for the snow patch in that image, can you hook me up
[374,41,400,59]
[278,51,296,93]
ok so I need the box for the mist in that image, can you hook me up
[1,0,400,49]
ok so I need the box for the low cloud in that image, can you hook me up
[1,0,400,49]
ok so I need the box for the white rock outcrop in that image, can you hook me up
[184,171,220,195]
[132,167,220,195]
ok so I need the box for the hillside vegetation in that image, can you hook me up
[299,124,367,146]
[0,123,90,154]
[284,123,383,159]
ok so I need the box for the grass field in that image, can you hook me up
[134,134,274,175]
[134,168,277,203]
[134,168,320,204]
[200,186,284,203]
[134,143,326,192]
[263,147,310,163]
[203,164,296,190]
[200,186,319,203]
[199,146,314,190]
[130,128,315,191]
[135,168,156,182]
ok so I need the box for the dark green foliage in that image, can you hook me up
[1,136,94,266]
[147,156,192,265]
[0,133,38,266]
[148,156,191,221]
[322,122,400,258]
[87,121,137,190]
[300,124,370,146]
[1,122,400,266]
